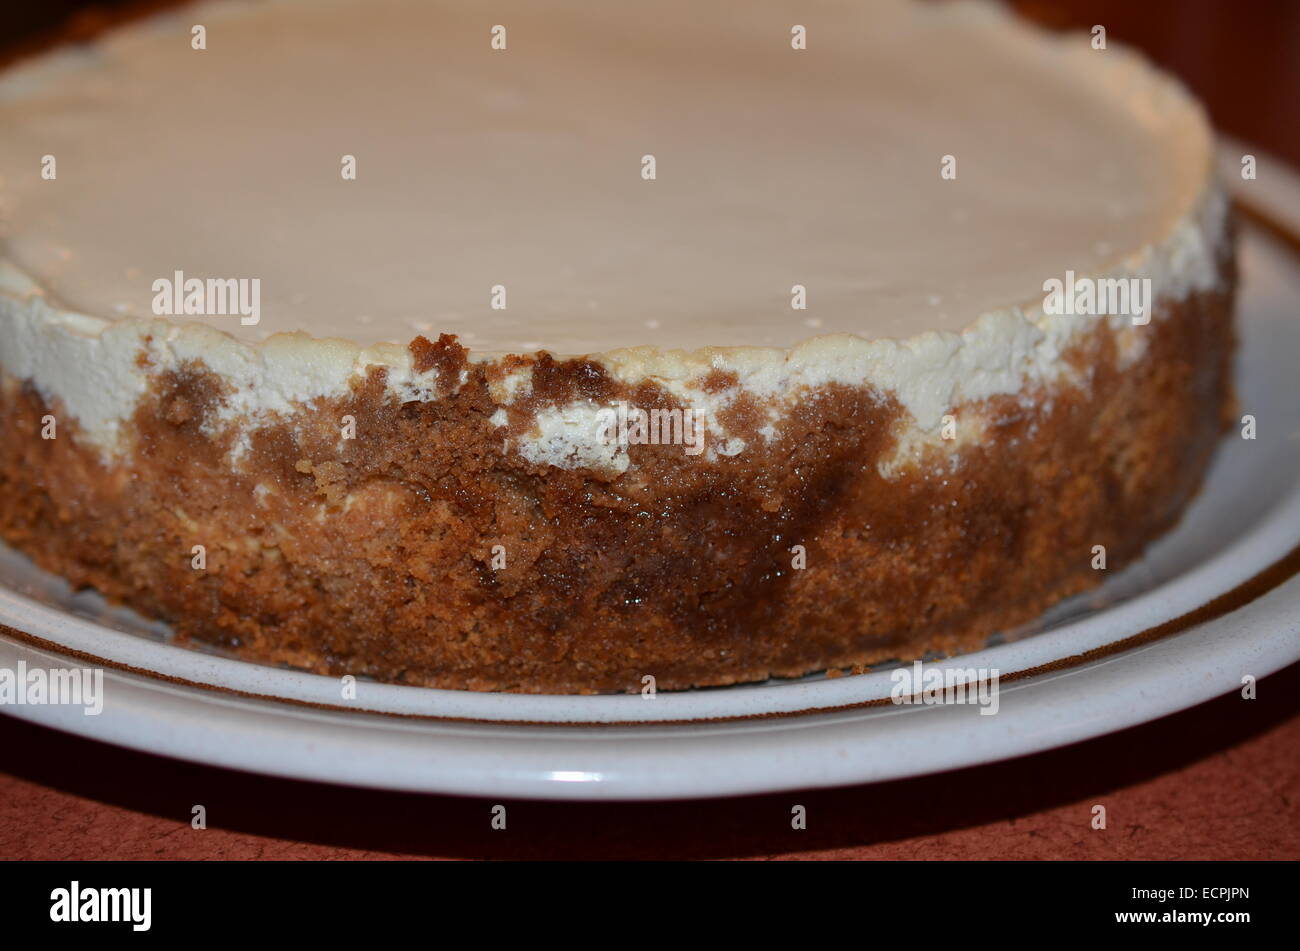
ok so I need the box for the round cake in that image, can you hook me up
[0,0,1235,692]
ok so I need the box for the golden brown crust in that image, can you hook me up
[0,264,1236,693]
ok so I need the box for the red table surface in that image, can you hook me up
[1,1,1298,859]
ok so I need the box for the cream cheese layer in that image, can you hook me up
[0,0,1224,463]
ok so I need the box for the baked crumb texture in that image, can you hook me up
[0,262,1235,693]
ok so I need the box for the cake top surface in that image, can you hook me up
[0,0,1211,356]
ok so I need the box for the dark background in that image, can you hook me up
[0,1,1297,860]
[1012,0,1300,166]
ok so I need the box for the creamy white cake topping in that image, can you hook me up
[0,0,1224,466]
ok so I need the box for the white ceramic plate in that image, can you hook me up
[2,142,1298,800]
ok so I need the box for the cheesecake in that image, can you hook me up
[0,0,1236,692]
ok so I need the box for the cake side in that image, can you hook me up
[0,237,1236,692]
